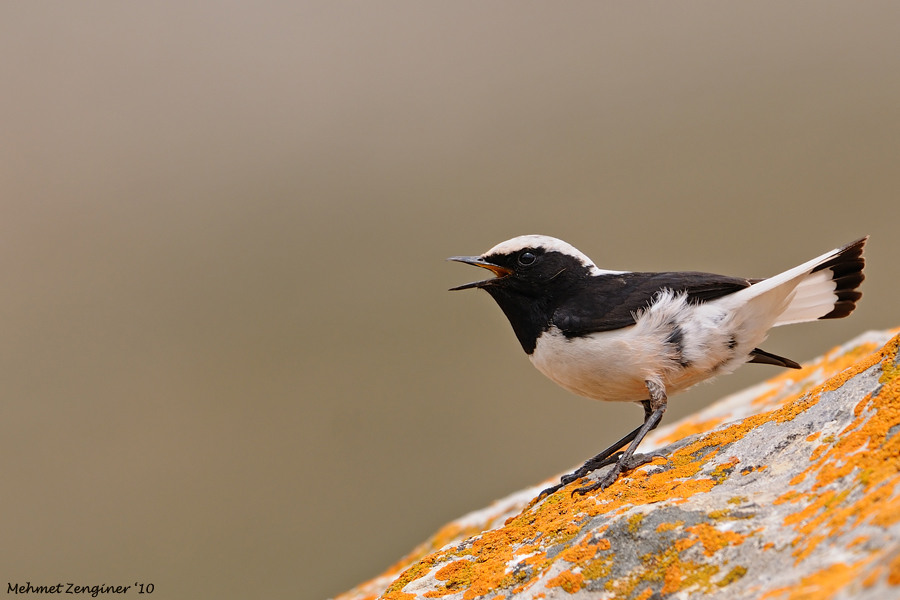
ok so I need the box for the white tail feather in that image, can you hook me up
[714,244,846,334]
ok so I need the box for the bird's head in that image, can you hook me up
[448,235,606,296]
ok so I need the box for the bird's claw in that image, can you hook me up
[571,452,668,496]
[536,451,629,501]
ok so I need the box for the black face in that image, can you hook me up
[450,247,595,353]
[487,247,590,292]
[449,247,592,292]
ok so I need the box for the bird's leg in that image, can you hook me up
[572,381,668,496]
[536,395,665,500]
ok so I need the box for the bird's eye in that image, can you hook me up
[518,251,536,266]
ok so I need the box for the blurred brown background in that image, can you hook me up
[1,2,898,599]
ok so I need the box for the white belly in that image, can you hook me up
[529,291,766,403]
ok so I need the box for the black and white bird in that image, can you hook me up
[449,235,867,497]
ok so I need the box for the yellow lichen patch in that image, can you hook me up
[728,496,748,505]
[717,565,747,587]
[657,416,724,445]
[582,553,613,581]
[545,570,584,593]
[628,513,645,533]
[686,523,747,556]
[657,520,684,532]
[609,543,722,597]
[711,457,740,484]
[707,509,753,521]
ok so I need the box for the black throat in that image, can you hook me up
[483,286,556,354]
[479,251,595,354]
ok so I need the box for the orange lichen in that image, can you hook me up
[380,521,483,581]
[545,570,584,593]
[741,464,767,476]
[657,416,724,444]
[863,565,883,588]
[424,560,476,598]
[806,432,822,442]
[553,534,613,585]
[382,555,439,600]
[686,523,747,556]
[807,444,828,462]
[888,552,900,586]
[657,520,684,532]
[789,473,807,486]
[774,490,802,505]
[557,538,600,565]
[760,558,874,600]
[675,536,699,552]
[635,588,654,600]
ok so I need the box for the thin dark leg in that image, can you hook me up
[536,399,658,500]
[573,381,668,495]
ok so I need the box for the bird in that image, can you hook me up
[449,235,867,498]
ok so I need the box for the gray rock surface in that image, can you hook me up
[337,329,900,600]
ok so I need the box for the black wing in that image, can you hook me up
[552,271,753,337]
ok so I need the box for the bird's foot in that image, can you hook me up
[572,452,667,496]
[535,451,626,501]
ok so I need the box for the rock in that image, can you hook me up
[336,329,900,600]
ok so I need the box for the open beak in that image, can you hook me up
[447,256,513,291]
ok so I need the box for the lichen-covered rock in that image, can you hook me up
[336,329,900,600]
